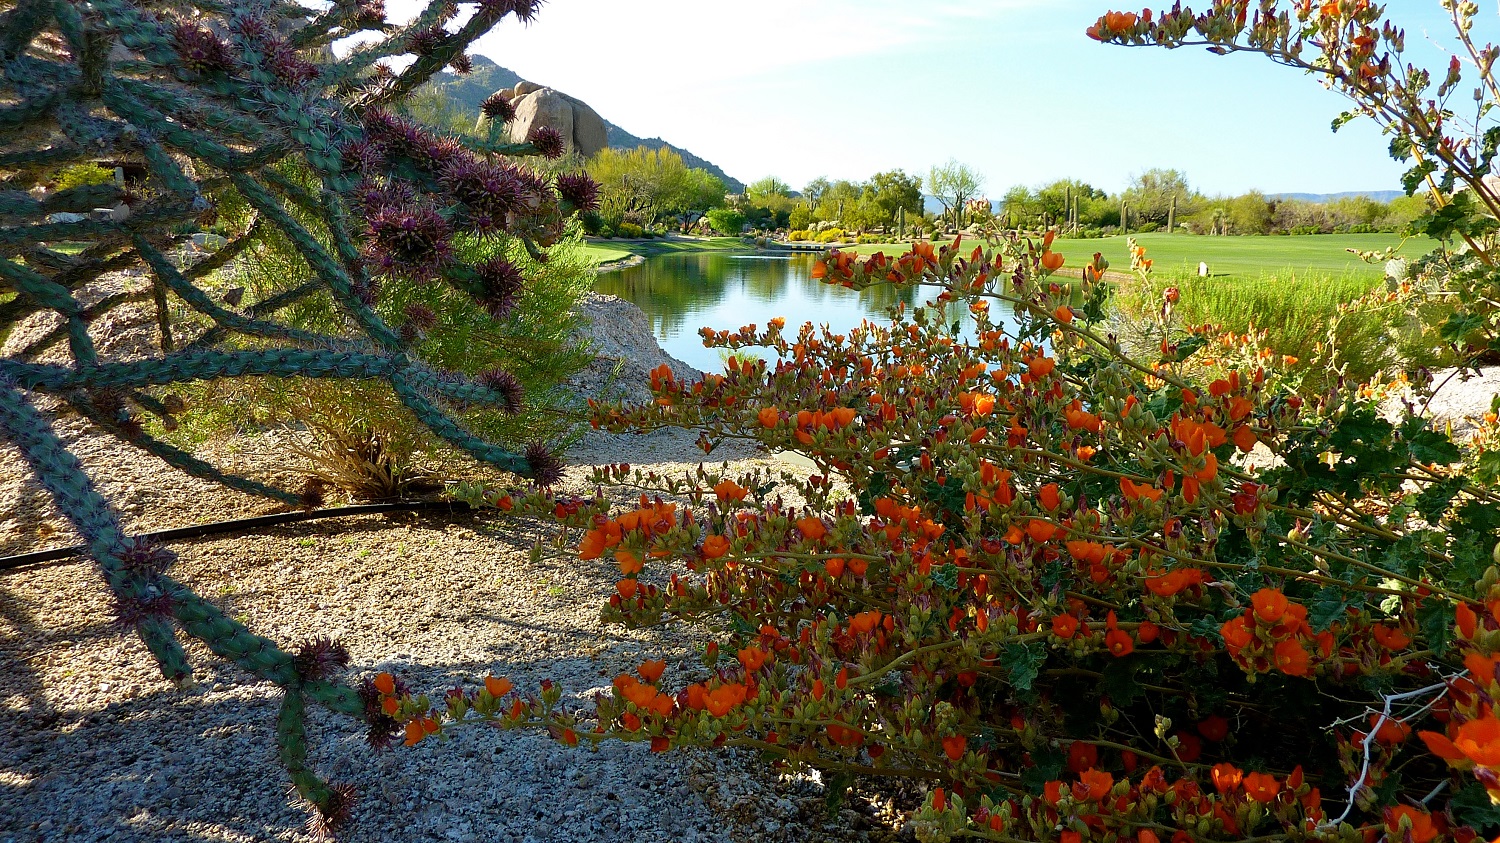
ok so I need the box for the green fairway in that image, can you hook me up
[583,236,746,266]
[842,232,1431,280]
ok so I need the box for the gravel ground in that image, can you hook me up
[0,284,911,842]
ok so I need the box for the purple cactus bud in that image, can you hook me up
[172,22,236,75]
[364,202,454,279]
[293,637,351,680]
[266,42,321,89]
[114,593,175,627]
[525,441,564,486]
[527,126,566,159]
[353,0,386,27]
[300,477,327,510]
[555,173,599,213]
[305,782,357,840]
[480,91,516,122]
[401,303,438,343]
[477,369,524,414]
[408,25,446,56]
[471,256,524,319]
[440,158,524,232]
[481,0,545,23]
[119,537,173,576]
[449,53,473,75]
[340,140,386,174]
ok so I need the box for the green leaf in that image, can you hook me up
[1101,658,1143,706]
[824,772,854,818]
[1402,418,1462,465]
[1308,590,1348,633]
[1170,335,1208,363]
[1418,600,1453,655]
[932,562,959,591]
[1415,477,1464,521]
[1002,642,1045,692]
[1020,746,1065,795]
[1451,782,1500,833]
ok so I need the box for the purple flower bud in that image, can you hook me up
[293,637,351,680]
[527,126,566,159]
[400,303,438,343]
[114,593,175,627]
[305,782,358,839]
[364,201,454,279]
[119,537,173,576]
[555,173,599,213]
[477,369,524,414]
[449,53,473,75]
[407,25,447,56]
[525,441,564,486]
[481,92,516,121]
[172,22,236,75]
[471,256,524,319]
[440,158,524,232]
[353,0,386,27]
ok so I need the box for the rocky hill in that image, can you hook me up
[426,56,744,193]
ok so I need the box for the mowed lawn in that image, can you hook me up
[582,236,746,265]
[845,232,1432,280]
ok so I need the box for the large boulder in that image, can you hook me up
[500,85,608,158]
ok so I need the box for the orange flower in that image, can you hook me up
[615,549,643,575]
[616,578,638,598]
[1027,356,1056,378]
[701,534,731,559]
[1370,624,1411,650]
[485,676,513,698]
[579,529,608,560]
[1145,568,1203,596]
[1250,588,1289,624]
[374,672,396,696]
[1066,540,1108,566]
[1067,740,1098,773]
[1026,519,1058,543]
[381,696,400,716]
[1053,305,1074,323]
[758,407,780,428]
[1039,483,1062,511]
[850,611,883,635]
[825,557,846,577]
[1419,729,1466,761]
[1384,806,1442,843]
[1454,715,1500,767]
[1273,639,1310,677]
[1210,762,1242,794]
[1077,768,1114,800]
[1233,425,1258,452]
[638,660,666,683]
[1053,614,1080,639]
[1198,715,1229,742]
[1041,251,1065,271]
[737,645,769,672]
[796,517,827,541]
[1105,628,1134,657]
[705,682,748,717]
[1220,616,1252,650]
[1120,477,1164,502]
[713,479,749,503]
[404,719,425,746]
[942,735,967,761]
[1458,602,1479,638]
[1242,771,1280,802]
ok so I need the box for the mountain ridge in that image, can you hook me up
[427,56,745,193]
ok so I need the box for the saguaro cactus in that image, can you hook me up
[0,0,591,833]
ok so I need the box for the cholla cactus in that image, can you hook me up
[0,0,589,833]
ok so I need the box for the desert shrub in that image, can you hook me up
[1289,225,1320,236]
[704,208,746,236]
[789,229,813,242]
[52,162,116,191]
[816,227,847,243]
[407,233,1500,843]
[617,221,645,238]
[857,234,886,244]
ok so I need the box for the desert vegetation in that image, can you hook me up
[6,1,1500,843]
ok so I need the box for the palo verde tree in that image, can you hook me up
[0,0,594,833]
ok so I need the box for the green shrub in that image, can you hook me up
[617,221,645,238]
[815,227,846,243]
[52,162,115,190]
[788,229,813,242]
[704,208,746,235]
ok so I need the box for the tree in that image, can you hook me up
[746,176,792,202]
[803,177,832,207]
[788,202,814,231]
[587,147,722,226]
[814,180,863,226]
[1123,168,1195,226]
[866,169,924,229]
[926,159,985,228]
[1227,191,1275,235]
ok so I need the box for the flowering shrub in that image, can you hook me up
[405,226,1500,842]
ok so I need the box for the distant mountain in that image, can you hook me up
[426,56,744,193]
[1270,190,1406,203]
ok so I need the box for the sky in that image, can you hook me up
[385,1,1493,199]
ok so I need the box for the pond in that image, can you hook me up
[594,251,988,373]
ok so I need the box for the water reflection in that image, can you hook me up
[595,252,961,372]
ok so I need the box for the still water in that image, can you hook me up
[594,251,983,373]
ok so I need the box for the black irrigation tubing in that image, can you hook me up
[0,500,476,573]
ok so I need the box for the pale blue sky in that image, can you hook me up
[390,1,1489,199]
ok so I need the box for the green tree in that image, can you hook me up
[926,159,985,228]
[866,169,924,229]
[1124,168,1195,225]
[704,208,747,235]
[587,147,721,226]
[803,177,832,207]
[788,202,814,231]
[1227,191,1275,235]
[814,180,863,225]
[746,176,792,202]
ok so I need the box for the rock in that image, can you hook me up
[502,86,609,158]
[1382,366,1500,440]
[567,293,700,406]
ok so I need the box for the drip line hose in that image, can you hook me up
[0,500,475,573]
